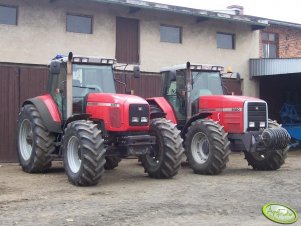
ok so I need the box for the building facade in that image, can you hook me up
[0,0,267,96]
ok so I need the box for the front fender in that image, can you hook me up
[146,97,177,124]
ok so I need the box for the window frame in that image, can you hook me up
[160,24,182,44]
[261,31,278,58]
[66,13,93,34]
[0,4,18,26]
[216,32,236,50]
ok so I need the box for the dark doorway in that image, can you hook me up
[260,74,301,122]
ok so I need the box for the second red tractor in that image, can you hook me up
[146,62,290,175]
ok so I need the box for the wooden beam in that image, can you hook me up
[129,7,141,14]
[251,25,266,31]
[196,17,209,23]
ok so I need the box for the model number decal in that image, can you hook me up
[200,108,243,113]
[223,108,242,112]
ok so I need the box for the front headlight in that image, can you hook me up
[141,117,148,123]
[260,122,266,127]
[131,117,139,123]
[249,122,255,128]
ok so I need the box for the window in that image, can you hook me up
[160,25,182,44]
[66,14,92,34]
[0,5,17,25]
[116,17,139,64]
[262,32,278,58]
[216,32,235,49]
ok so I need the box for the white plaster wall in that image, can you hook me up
[0,0,260,96]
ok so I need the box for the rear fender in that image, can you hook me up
[146,97,177,124]
[23,94,62,133]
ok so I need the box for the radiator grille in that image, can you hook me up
[129,104,149,126]
[247,102,267,131]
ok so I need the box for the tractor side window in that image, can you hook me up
[47,64,67,116]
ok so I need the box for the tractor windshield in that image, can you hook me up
[72,64,116,97]
[190,71,223,102]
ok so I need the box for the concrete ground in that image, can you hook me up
[0,150,300,226]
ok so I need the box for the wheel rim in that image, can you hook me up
[146,142,161,167]
[19,119,33,161]
[67,136,81,173]
[251,152,266,161]
[191,132,210,164]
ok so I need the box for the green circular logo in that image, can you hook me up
[262,203,298,224]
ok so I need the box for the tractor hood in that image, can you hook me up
[199,95,265,110]
[198,95,267,133]
[86,93,150,132]
[86,93,148,105]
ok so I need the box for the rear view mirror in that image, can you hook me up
[133,65,140,78]
[50,61,60,74]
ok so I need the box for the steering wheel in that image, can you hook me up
[86,85,103,93]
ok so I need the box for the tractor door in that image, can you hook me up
[163,70,186,125]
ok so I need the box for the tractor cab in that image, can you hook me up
[48,54,116,119]
[161,63,224,126]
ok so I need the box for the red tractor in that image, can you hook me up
[146,62,290,175]
[16,53,184,186]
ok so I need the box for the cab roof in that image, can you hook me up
[160,64,224,72]
[51,54,116,65]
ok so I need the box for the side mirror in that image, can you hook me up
[50,61,60,74]
[133,65,140,78]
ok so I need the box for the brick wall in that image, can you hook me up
[259,25,301,58]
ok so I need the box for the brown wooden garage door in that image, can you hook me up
[0,64,48,162]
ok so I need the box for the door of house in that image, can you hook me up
[116,17,139,64]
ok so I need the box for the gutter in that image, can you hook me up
[80,0,269,29]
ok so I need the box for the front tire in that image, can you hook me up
[140,118,184,179]
[185,119,230,175]
[62,120,106,186]
[17,104,55,173]
[104,157,121,170]
[244,120,288,170]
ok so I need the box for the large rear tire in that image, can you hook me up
[244,120,288,170]
[17,104,55,173]
[62,120,106,186]
[140,118,184,179]
[185,119,230,175]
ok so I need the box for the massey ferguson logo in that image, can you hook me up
[138,107,143,111]
[255,106,259,110]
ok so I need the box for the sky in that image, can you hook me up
[146,0,301,24]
